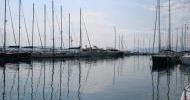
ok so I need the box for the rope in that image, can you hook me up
[82,15,92,48]
[8,0,17,45]
[21,3,31,46]
[35,13,43,48]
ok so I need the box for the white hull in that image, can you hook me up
[181,85,190,100]
[181,91,190,100]
[181,56,190,65]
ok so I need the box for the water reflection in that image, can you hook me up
[0,56,190,100]
[151,61,190,100]
[151,63,174,100]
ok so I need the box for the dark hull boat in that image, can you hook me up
[0,52,31,64]
[152,55,178,65]
[152,49,180,70]
[152,55,177,71]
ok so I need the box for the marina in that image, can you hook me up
[0,0,190,99]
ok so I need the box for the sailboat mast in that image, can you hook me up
[69,13,71,49]
[3,0,7,53]
[168,0,171,50]
[181,26,184,51]
[176,28,178,51]
[52,0,55,52]
[18,0,21,51]
[32,3,34,52]
[158,0,161,52]
[79,8,82,49]
[44,4,46,49]
[118,34,121,50]
[114,26,117,49]
[184,24,187,51]
[60,6,63,50]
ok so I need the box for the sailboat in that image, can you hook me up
[0,0,31,64]
[181,54,190,65]
[152,0,178,67]
[180,24,190,65]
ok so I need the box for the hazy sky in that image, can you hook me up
[0,0,189,50]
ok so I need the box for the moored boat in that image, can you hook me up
[181,54,190,65]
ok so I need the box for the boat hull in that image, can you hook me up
[152,55,178,65]
[181,56,190,65]
[181,85,190,100]
[151,55,178,71]
[0,52,31,64]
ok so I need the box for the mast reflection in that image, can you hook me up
[50,59,55,100]
[31,62,33,100]
[17,64,20,100]
[2,64,6,100]
[43,61,46,100]
[67,60,70,98]
[151,61,177,100]
[59,60,63,100]
[78,60,81,100]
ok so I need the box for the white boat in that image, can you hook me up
[181,85,190,100]
[181,54,190,65]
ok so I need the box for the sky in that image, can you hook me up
[0,0,190,50]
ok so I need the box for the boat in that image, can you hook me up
[152,50,179,66]
[181,54,190,65]
[151,0,180,67]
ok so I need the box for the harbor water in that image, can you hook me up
[0,56,189,100]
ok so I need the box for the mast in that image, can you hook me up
[18,0,21,51]
[153,5,158,53]
[3,0,7,53]
[79,8,82,49]
[69,13,71,49]
[168,0,171,50]
[44,4,46,49]
[158,0,161,52]
[138,35,140,53]
[60,6,63,50]
[114,26,117,49]
[181,26,184,51]
[32,3,34,52]
[118,34,121,50]
[184,24,187,51]
[176,28,178,51]
[52,0,55,52]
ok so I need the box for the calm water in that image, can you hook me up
[0,56,189,100]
